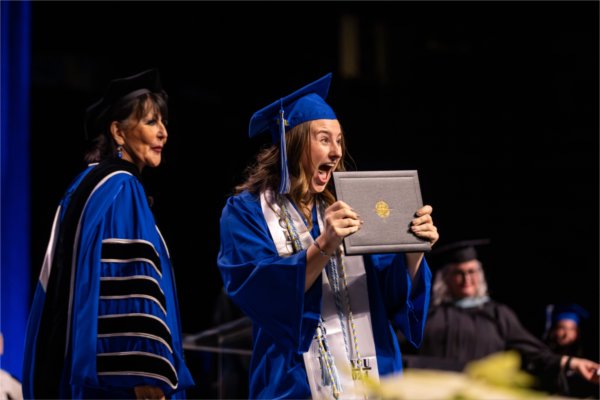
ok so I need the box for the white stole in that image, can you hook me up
[260,190,379,399]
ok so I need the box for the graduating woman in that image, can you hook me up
[217,73,439,399]
[23,69,194,399]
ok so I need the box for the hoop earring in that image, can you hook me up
[117,145,123,159]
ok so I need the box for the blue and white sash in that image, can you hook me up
[261,190,379,399]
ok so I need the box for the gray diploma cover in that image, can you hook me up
[333,170,431,255]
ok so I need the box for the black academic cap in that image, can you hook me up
[551,303,589,325]
[84,69,164,139]
[430,239,491,265]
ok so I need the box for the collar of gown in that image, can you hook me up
[453,296,490,308]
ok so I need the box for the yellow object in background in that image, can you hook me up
[363,351,573,400]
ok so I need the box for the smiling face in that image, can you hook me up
[111,101,168,171]
[551,319,579,347]
[301,119,343,194]
[446,260,482,300]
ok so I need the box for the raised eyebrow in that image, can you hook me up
[316,129,343,138]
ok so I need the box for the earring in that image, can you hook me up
[117,145,123,159]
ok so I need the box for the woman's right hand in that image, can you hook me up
[321,200,362,253]
[305,200,363,291]
[569,357,600,384]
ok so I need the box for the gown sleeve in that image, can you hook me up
[496,304,562,377]
[69,174,192,397]
[217,192,319,353]
[367,253,432,347]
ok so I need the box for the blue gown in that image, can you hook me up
[217,190,431,399]
[23,159,194,399]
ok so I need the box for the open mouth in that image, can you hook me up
[316,163,335,184]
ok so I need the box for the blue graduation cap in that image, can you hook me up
[551,303,589,325]
[84,69,164,140]
[249,73,337,194]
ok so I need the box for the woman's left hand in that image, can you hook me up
[411,205,439,246]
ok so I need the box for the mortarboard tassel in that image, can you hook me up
[278,101,291,194]
[542,304,554,340]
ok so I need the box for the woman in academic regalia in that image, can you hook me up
[414,240,599,396]
[544,303,589,358]
[22,69,194,399]
[543,303,599,398]
[217,73,439,399]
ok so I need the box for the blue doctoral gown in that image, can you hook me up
[23,159,194,399]
[217,191,431,399]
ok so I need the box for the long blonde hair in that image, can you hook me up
[235,121,347,225]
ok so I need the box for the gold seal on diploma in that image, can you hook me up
[374,200,391,219]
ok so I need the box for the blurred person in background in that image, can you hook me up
[400,239,599,398]
[542,303,598,398]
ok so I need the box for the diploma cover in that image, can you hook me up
[333,170,431,255]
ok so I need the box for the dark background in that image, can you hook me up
[29,1,598,395]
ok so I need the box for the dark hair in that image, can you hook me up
[236,121,347,226]
[84,92,168,163]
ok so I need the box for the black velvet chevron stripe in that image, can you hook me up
[100,278,167,312]
[33,158,141,398]
[97,352,178,388]
[101,241,161,274]
[98,315,172,347]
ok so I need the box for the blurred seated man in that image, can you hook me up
[400,239,599,397]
